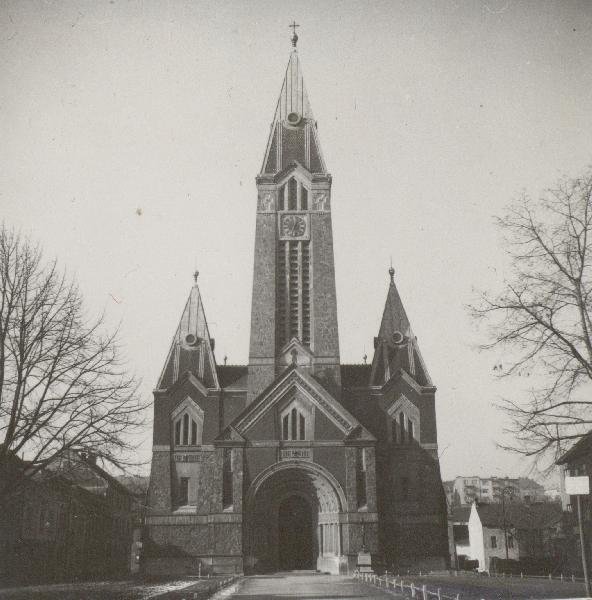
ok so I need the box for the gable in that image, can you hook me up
[218,367,375,443]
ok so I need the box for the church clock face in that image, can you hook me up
[279,214,309,240]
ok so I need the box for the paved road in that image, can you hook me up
[228,572,399,599]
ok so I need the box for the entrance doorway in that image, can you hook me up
[278,495,314,570]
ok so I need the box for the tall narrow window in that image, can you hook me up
[301,186,308,210]
[173,409,202,446]
[222,448,233,509]
[408,418,414,443]
[400,476,409,500]
[399,411,406,444]
[179,477,189,506]
[291,407,297,440]
[356,448,367,508]
[281,407,307,440]
[392,418,398,443]
[288,178,298,210]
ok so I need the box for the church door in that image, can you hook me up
[278,495,314,570]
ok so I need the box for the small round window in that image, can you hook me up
[286,112,302,126]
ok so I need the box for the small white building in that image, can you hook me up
[453,501,563,572]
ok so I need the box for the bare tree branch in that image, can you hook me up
[0,225,148,504]
[471,167,592,465]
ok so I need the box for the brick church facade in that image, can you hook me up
[145,42,449,576]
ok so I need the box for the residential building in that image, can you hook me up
[0,452,136,585]
[446,476,546,507]
[144,39,449,576]
[462,501,564,573]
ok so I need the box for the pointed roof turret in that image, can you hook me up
[370,267,433,387]
[260,44,327,176]
[156,273,219,390]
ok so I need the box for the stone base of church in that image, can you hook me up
[316,554,344,575]
[143,555,243,576]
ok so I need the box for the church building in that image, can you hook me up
[145,33,449,576]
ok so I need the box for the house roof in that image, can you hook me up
[451,506,471,524]
[556,430,592,465]
[475,502,563,531]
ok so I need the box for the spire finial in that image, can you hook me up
[193,270,199,284]
[388,260,395,282]
[289,20,299,48]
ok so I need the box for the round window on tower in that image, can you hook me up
[392,331,404,345]
[286,112,302,126]
[185,333,200,346]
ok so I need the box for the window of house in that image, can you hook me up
[491,535,497,549]
[179,477,189,506]
[407,418,414,442]
[356,448,367,508]
[222,448,233,509]
[508,534,514,549]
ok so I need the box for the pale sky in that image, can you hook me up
[2,1,592,481]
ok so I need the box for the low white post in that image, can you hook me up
[549,573,552,581]
[422,584,428,600]
[437,587,442,600]
[411,582,416,598]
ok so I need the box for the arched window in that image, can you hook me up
[282,407,306,441]
[171,397,204,447]
[388,394,420,445]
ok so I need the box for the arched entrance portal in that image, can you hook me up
[278,495,314,570]
[244,461,346,574]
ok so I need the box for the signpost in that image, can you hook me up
[565,474,591,597]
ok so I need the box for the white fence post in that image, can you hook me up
[422,584,428,600]
[411,582,416,598]
[437,587,442,600]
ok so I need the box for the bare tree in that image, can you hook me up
[473,167,592,463]
[0,225,146,503]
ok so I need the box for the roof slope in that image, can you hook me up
[557,430,592,465]
[475,502,563,530]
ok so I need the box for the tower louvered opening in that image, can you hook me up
[276,178,312,350]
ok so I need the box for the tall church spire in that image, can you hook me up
[248,44,339,402]
[260,49,326,175]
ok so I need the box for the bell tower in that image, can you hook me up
[248,38,340,402]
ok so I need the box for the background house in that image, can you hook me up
[0,451,137,585]
[459,501,564,573]
[445,476,546,507]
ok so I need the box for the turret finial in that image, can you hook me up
[388,266,395,282]
[289,20,299,48]
[193,270,199,284]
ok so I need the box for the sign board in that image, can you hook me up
[565,475,590,495]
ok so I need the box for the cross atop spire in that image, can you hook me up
[289,20,299,48]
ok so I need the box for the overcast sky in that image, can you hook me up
[2,1,592,481]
